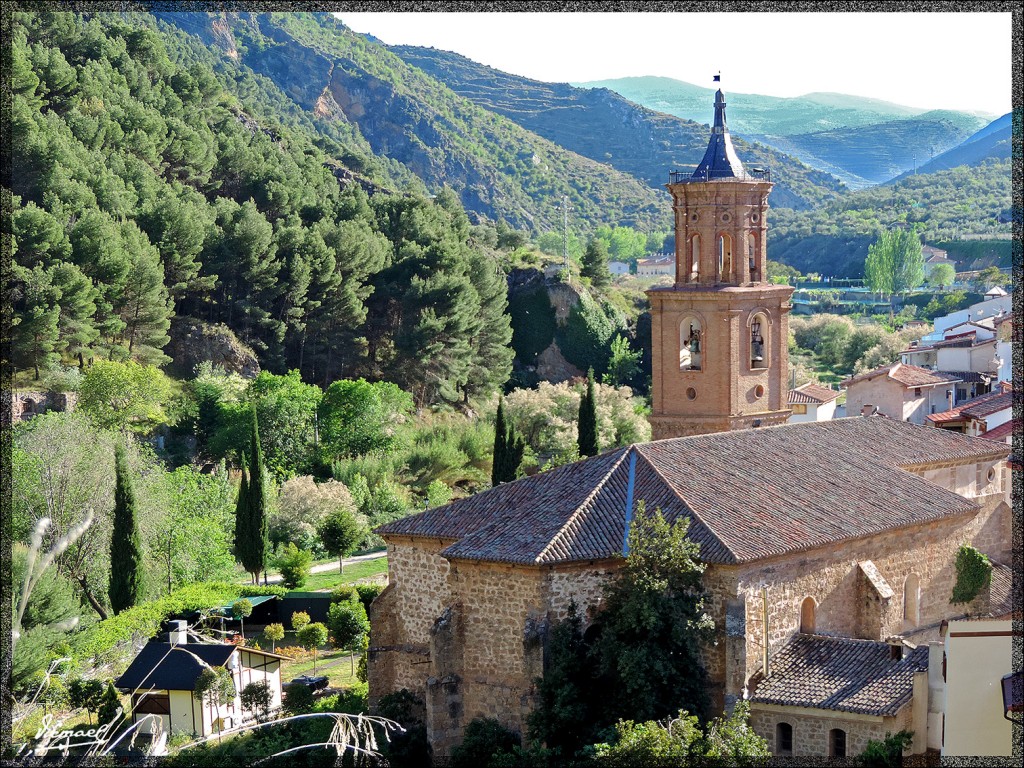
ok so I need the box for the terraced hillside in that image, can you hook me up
[393,46,847,211]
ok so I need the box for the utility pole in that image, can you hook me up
[561,195,571,283]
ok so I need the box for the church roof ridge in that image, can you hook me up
[378,419,1005,567]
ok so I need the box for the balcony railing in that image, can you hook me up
[669,167,771,184]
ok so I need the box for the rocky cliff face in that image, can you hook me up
[158,12,670,232]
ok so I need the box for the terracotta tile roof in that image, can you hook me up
[749,634,928,716]
[379,418,1006,566]
[961,390,1013,419]
[981,419,1017,441]
[788,382,841,405]
[926,388,1012,424]
[926,409,966,424]
[841,363,961,390]
[989,562,1015,618]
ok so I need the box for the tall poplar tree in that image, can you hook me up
[109,443,145,614]
[577,372,599,457]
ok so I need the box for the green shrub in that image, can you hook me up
[855,729,914,767]
[274,543,312,589]
[951,545,992,604]
[355,583,385,613]
[282,683,314,715]
[331,584,357,603]
[450,718,520,768]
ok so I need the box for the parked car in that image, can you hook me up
[285,675,329,692]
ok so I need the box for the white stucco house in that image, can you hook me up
[115,623,286,738]
[787,382,841,423]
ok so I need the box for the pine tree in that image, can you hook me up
[581,238,612,288]
[492,398,508,487]
[577,372,599,457]
[243,409,270,583]
[109,443,145,614]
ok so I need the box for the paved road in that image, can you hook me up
[263,550,387,585]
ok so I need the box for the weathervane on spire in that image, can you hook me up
[713,71,721,84]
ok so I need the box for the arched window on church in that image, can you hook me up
[748,232,760,282]
[688,234,700,282]
[903,573,920,627]
[799,597,816,634]
[718,233,732,281]
[680,317,703,371]
[750,312,768,370]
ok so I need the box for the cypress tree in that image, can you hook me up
[492,398,525,485]
[492,398,508,487]
[242,409,269,583]
[577,372,599,457]
[109,443,145,614]
[233,453,250,575]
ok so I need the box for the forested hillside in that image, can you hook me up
[390,45,846,211]
[155,11,671,233]
[10,11,512,402]
[768,159,1012,276]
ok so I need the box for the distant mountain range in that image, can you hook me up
[390,46,846,211]
[575,76,993,188]
[889,112,1011,182]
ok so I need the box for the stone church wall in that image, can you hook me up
[750,703,913,757]
[729,471,1008,698]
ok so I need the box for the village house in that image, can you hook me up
[921,245,956,278]
[115,622,286,738]
[635,254,674,277]
[787,382,841,423]
[926,382,1013,437]
[840,363,962,423]
[902,312,1011,395]
[607,260,630,276]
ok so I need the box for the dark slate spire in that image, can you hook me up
[692,88,746,180]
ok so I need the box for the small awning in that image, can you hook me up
[215,594,279,617]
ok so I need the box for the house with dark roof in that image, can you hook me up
[748,635,929,757]
[114,623,287,738]
[787,382,841,423]
[367,417,1011,758]
[840,363,961,424]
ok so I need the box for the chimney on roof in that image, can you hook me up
[861,404,878,417]
[169,620,188,646]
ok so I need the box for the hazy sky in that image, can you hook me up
[334,11,1012,116]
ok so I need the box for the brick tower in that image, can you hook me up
[648,87,793,439]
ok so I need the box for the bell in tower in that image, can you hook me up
[648,82,794,439]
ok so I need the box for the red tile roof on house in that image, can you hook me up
[749,634,928,716]
[840,363,962,390]
[926,387,1013,424]
[379,418,1007,566]
[788,382,841,405]
[980,419,1017,442]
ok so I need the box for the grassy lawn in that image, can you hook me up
[293,558,387,592]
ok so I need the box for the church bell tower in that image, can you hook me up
[648,86,793,439]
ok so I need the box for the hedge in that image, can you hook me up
[70,582,279,664]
